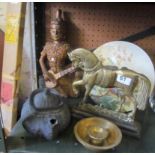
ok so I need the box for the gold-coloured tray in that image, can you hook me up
[74,117,122,152]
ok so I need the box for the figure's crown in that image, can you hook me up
[50,9,65,28]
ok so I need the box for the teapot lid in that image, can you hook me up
[29,88,63,111]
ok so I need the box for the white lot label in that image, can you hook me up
[116,75,132,86]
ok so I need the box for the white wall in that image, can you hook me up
[19,2,37,102]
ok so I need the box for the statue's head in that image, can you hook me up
[50,9,66,41]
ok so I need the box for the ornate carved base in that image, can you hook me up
[71,103,142,137]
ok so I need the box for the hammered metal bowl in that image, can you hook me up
[74,117,122,152]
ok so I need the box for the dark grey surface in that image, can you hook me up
[0,119,6,152]
[4,106,155,153]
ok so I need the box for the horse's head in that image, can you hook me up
[68,49,83,69]
[68,48,99,71]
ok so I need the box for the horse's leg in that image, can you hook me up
[72,80,84,96]
[83,75,97,103]
[83,84,93,103]
[128,97,137,119]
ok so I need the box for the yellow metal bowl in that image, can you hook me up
[74,117,122,152]
[88,125,109,146]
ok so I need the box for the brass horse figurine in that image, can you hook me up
[68,48,151,117]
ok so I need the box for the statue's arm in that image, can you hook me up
[62,43,72,69]
[39,50,50,81]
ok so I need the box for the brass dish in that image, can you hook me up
[74,117,122,152]
[88,125,109,146]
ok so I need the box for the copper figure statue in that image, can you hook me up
[39,9,75,97]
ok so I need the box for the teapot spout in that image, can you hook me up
[49,118,59,139]
[50,118,58,127]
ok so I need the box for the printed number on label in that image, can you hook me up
[116,75,132,86]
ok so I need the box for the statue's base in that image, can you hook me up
[71,103,142,138]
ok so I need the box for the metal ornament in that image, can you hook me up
[69,44,152,137]
[39,9,75,97]
[74,117,122,152]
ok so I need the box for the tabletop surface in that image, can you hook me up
[5,105,155,153]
